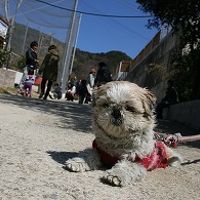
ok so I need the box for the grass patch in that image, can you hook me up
[0,86,17,94]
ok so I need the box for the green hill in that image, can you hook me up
[73,49,131,79]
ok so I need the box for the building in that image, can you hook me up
[115,60,132,80]
[115,31,161,81]
[125,29,179,101]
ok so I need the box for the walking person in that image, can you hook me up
[38,45,59,100]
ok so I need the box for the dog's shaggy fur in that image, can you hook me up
[65,81,181,186]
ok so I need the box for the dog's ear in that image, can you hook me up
[142,89,156,117]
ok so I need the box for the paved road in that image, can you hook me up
[0,94,199,200]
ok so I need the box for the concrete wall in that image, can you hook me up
[0,68,17,87]
[167,100,200,130]
[124,32,200,130]
[125,32,179,102]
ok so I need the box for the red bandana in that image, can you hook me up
[92,140,169,170]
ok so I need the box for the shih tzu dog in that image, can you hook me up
[65,81,181,186]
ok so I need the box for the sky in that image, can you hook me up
[1,0,158,59]
[77,0,158,58]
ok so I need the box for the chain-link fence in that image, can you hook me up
[0,0,80,93]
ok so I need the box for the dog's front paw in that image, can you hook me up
[64,157,89,172]
[102,165,127,187]
[101,161,146,187]
[102,174,122,186]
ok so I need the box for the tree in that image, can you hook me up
[14,56,26,71]
[137,0,200,100]
[0,49,10,68]
[137,0,200,47]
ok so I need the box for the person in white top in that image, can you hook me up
[87,68,96,96]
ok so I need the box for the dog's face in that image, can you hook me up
[93,81,156,139]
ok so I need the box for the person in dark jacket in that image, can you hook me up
[25,41,39,75]
[39,45,59,100]
[77,79,89,104]
[156,80,179,119]
[19,41,38,89]
[94,62,112,86]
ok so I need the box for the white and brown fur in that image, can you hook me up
[65,81,181,186]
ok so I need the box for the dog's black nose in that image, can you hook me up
[111,108,123,126]
[111,108,121,119]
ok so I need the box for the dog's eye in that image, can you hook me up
[125,105,135,113]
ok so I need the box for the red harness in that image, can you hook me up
[92,140,169,170]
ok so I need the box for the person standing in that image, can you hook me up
[85,68,96,103]
[19,41,38,92]
[94,62,112,87]
[87,68,96,89]
[38,45,59,100]
[77,79,89,104]
[25,41,39,75]
[156,80,179,119]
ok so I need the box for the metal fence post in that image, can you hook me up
[60,0,79,98]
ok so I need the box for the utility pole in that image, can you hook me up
[3,0,9,22]
[38,31,43,55]
[49,33,54,45]
[5,0,24,51]
[69,13,82,75]
[21,22,29,55]
[60,0,79,98]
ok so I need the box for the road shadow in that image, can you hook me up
[0,94,199,148]
[47,151,79,165]
[0,94,92,133]
[47,150,107,172]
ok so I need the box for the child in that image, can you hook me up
[21,74,36,97]
[66,82,76,101]
[49,83,62,99]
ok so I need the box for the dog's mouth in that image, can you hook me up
[110,116,123,126]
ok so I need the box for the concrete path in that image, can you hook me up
[0,94,199,200]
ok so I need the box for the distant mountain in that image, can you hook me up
[73,49,132,79]
[10,23,132,79]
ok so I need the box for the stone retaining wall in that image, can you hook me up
[166,100,200,130]
[0,68,16,87]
